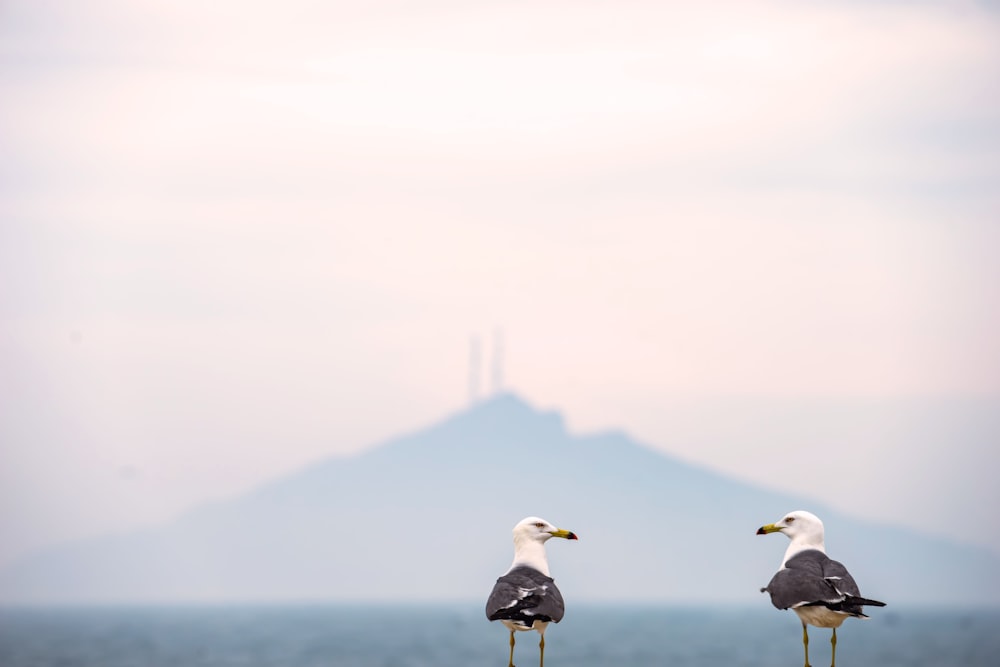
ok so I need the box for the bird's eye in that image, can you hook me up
[785,517,795,523]
[534,522,545,528]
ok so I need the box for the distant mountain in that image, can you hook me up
[1,393,996,605]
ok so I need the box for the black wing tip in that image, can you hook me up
[847,595,887,608]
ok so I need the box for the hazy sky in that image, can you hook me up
[2,1,999,569]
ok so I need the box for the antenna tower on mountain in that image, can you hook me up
[490,327,505,395]
[468,334,482,405]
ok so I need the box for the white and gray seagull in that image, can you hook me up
[485,516,578,667]
[758,510,886,667]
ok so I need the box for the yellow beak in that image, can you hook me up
[756,523,781,535]
[550,528,579,540]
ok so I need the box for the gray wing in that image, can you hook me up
[762,550,885,616]
[820,556,861,598]
[486,566,566,628]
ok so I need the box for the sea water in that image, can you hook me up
[0,604,996,666]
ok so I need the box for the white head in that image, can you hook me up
[507,516,578,576]
[757,510,826,564]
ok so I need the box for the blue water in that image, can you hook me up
[0,604,996,666]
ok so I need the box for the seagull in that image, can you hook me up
[758,510,886,667]
[485,516,578,667]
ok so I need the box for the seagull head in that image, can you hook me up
[757,510,825,545]
[513,516,578,545]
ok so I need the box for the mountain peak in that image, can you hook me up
[467,391,542,417]
[444,392,567,439]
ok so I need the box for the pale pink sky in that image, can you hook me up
[2,0,999,568]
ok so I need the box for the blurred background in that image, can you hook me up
[2,0,999,606]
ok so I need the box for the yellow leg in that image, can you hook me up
[539,634,545,667]
[830,628,837,667]
[802,623,811,667]
[508,631,515,667]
